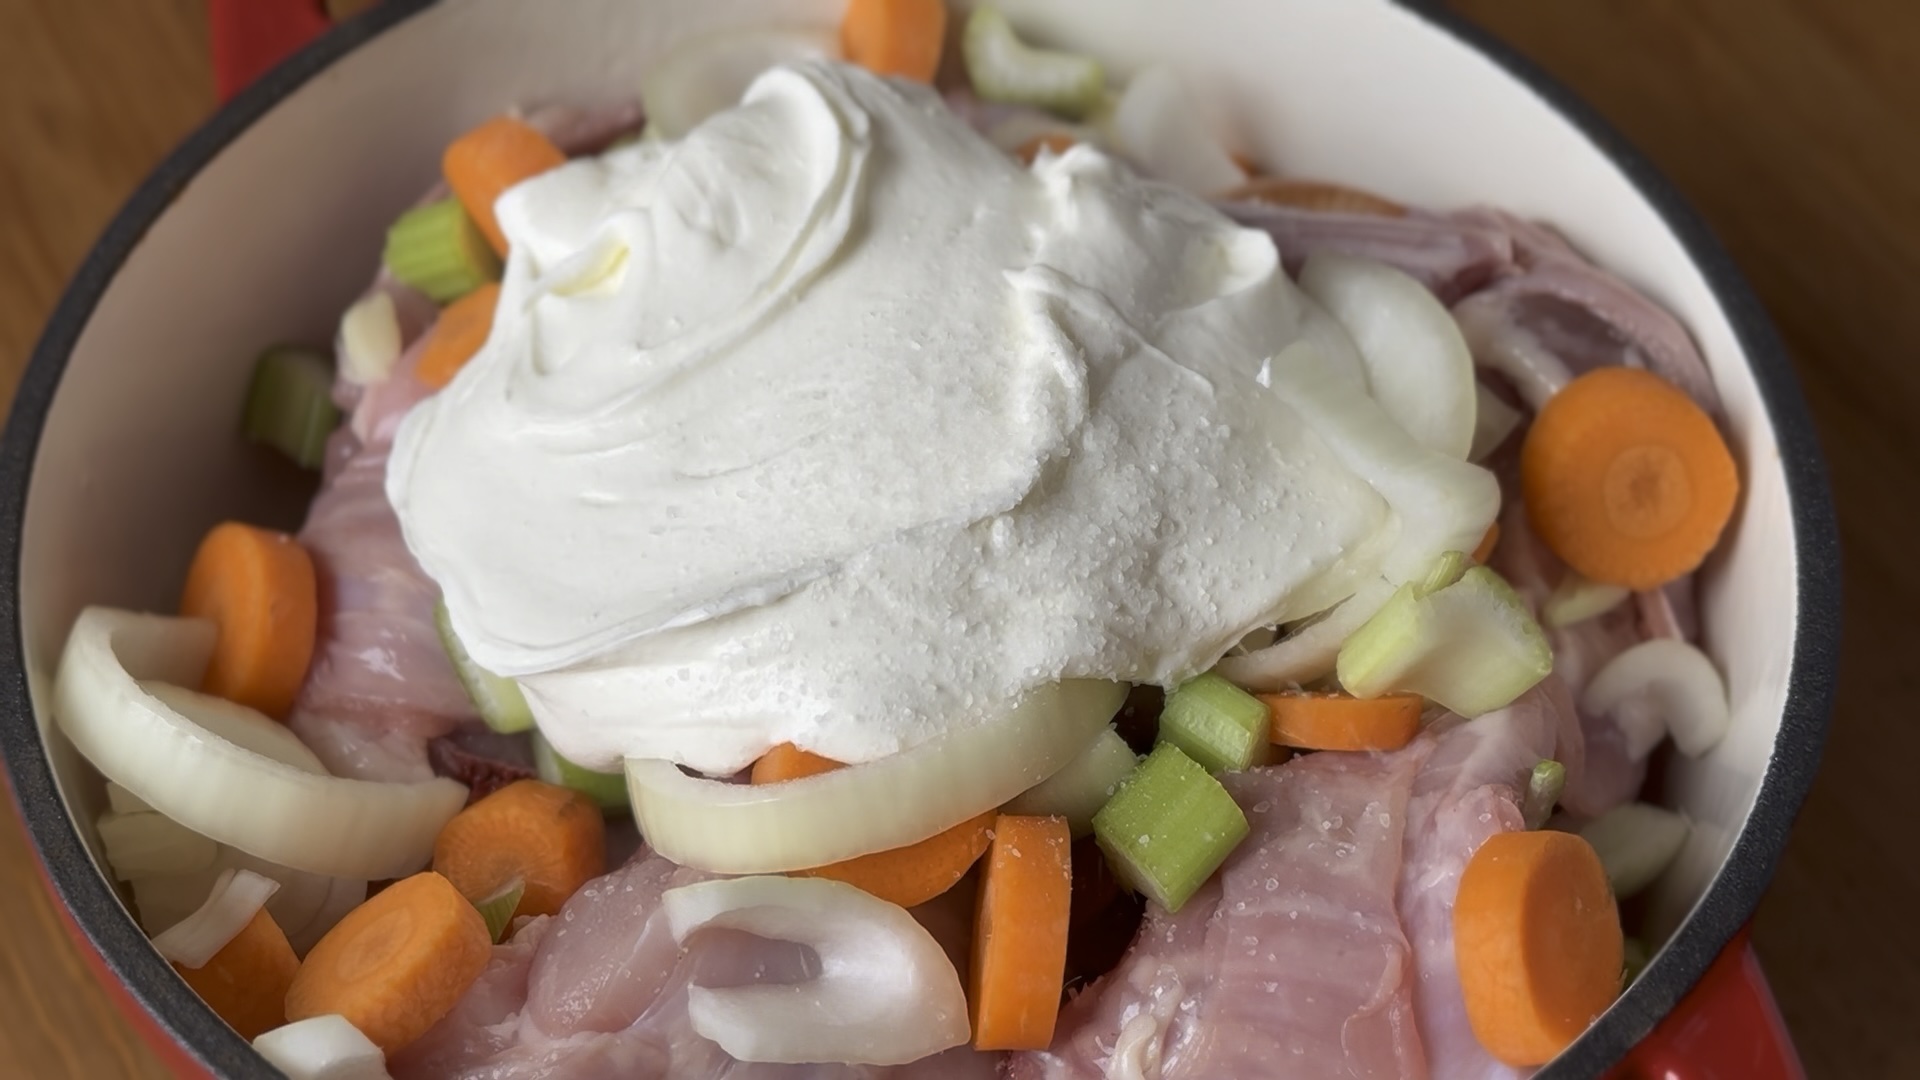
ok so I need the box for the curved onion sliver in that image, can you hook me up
[1215,577,1395,691]
[1578,801,1689,899]
[625,679,1125,874]
[252,1014,388,1080]
[151,867,278,969]
[55,607,467,880]
[1580,638,1730,758]
[662,876,969,1065]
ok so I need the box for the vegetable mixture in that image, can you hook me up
[53,5,1740,1079]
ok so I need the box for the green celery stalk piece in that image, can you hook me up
[532,730,630,815]
[1156,672,1268,774]
[383,198,500,303]
[472,876,525,943]
[242,347,340,470]
[1522,759,1565,829]
[1004,726,1139,837]
[1335,566,1552,717]
[1093,743,1248,914]
[962,7,1106,119]
[434,599,535,734]
[1417,549,1471,596]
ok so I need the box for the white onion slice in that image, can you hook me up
[1543,572,1632,629]
[1298,253,1478,460]
[1578,802,1689,899]
[337,291,401,387]
[105,781,152,815]
[1581,638,1731,757]
[54,607,467,880]
[253,1015,391,1080]
[1265,342,1500,586]
[1105,65,1246,195]
[1215,578,1395,691]
[626,680,1125,874]
[1469,381,1524,463]
[641,27,839,140]
[97,810,219,880]
[662,876,969,1065]
[151,867,279,969]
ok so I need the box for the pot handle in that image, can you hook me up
[1612,929,1804,1080]
[208,0,333,102]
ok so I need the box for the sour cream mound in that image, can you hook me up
[388,60,1480,775]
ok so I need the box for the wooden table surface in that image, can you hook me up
[1,1,1916,1076]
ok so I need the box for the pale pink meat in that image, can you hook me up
[392,852,1001,1080]
[1014,749,1430,1080]
[1219,202,1514,304]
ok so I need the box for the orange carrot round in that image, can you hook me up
[841,0,948,83]
[284,871,491,1055]
[1454,830,1623,1066]
[971,814,1072,1051]
[442,116,566,255]
[432,779,605,921]
[797,810,995,908]
[173,907,299,1040]
[749,742,844,784]
[178,522,317,719]
[1220,176,1407,217]
[416,282,501,390]
[1521,367,1738,590]
[1260,690,1424,751]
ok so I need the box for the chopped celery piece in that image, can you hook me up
[532,730,629,814]
[1621,937,1651,985]
[1156,673,1268,773]
[1522,760,1565,829]
[1543,572,1631,629]
[1417,550,1471,596]
[1579,802,1689,898]
[962,7,1106,119]
[1092,743,1248,914]
[434,600,535,734]
[242,347,340,470]
[1004,726,1139,837]
[383,198,500,303]
[1335,566,1552,717]
[473,876,525,943]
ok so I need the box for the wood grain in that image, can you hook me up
[0,1,1914,1077]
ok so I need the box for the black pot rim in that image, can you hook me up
[0,2,1839,1077]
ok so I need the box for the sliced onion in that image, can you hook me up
[1469,381,1524,463]
[1215,578,1394,691]
[1580,638,1731,757]
[97,810,219,880]
[1265,342,1500,587]
[336,290,401,387]
[124,848,366,954]
[1543,572,1631,629]
[1578,801,1689,899]
[1298,253,1477,459]
[253,1015,390,1080]
[54,607,467,880]
[105,781,152,815]
[626,680,1125,874]
[151,867,279,968]
[641,27,839,140]
[662,876,969,1065]
[1104,65,1246,195]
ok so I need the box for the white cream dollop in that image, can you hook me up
[387,60,1496,775]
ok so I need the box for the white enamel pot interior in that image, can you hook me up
[0,1,1837,1076]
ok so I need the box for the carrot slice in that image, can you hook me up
[173,907,299,1040]
[970,814,1072,1051]
[1472,522,1502,564]
[841,0,948,83]
[750,742,843,784]
[798,811,995,908]
[178,522,317,719]
[284,871,491,1055]
[416,282,501,389]
[1260,690,1424,751]
[432,779,606,920]
[442,116,566,255]
[1220,176,1407,217]
[1521,367,1738,590]
[1454,830,1623,1066]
